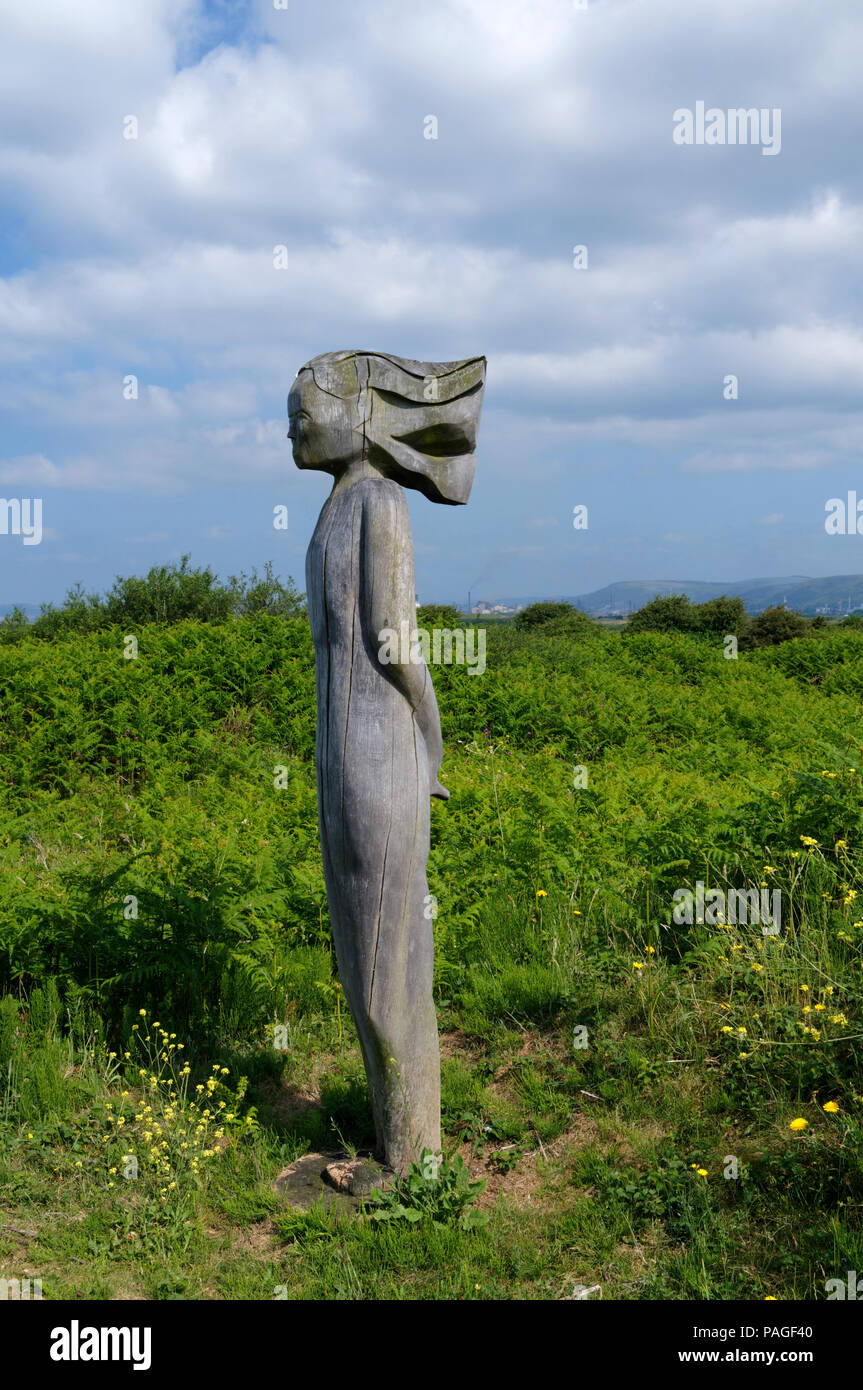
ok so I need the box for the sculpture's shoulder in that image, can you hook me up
[359,474,408,519]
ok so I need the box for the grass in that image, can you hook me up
[1,614,862,1299]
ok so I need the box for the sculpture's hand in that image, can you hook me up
[414,676,449,801]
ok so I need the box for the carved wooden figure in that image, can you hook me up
[288,350,486,1174]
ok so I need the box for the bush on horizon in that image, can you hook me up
[0,557,306,643]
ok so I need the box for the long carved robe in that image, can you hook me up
[306,471,441,1173]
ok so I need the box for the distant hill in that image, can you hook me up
[476,576,863,617]
[575,576,863,616]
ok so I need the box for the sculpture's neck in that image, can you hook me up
[330,457,386,494]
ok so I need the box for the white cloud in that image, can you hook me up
[0,453,61,485]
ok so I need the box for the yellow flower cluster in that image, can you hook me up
[101,1010,256,1201]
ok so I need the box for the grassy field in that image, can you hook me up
[1,610,862,1300]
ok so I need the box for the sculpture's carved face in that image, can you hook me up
[289,352,486,501]
[288,370,363,475]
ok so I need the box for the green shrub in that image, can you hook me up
[513,601,590,631]
[0,557,306,644]
[416,604,464,629]
[626,594,697,633]
[696,595,747,634]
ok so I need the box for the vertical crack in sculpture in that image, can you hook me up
[288,350,487,1175]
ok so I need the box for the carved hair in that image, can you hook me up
[297,350,486,505]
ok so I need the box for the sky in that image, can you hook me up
[2,0,863,609]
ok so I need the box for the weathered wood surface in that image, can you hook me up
[289,350,486,1174]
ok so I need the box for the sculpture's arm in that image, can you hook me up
[361,481,449,800]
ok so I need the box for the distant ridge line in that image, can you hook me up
[469,575,863,617]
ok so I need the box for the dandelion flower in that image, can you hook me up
[789,1118,808,1131]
